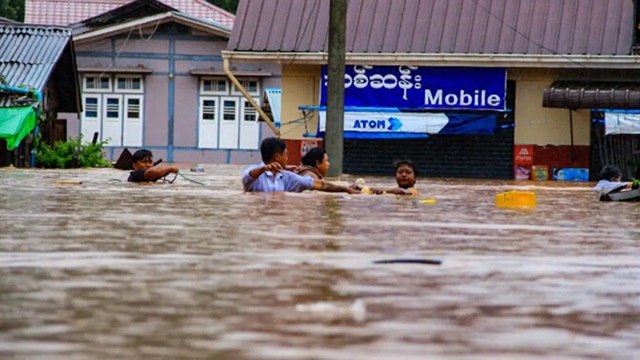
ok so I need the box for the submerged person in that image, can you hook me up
[358,159,420,196]
[128,149,179,182]
[242,137,359,194]
[296,147,330,180]
[594,165,632,200]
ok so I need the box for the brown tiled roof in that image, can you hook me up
[228,0,633,55]
[25,0,234,27]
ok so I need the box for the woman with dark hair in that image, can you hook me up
[296,147,330,180]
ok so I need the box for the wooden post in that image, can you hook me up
[325,0,347,177]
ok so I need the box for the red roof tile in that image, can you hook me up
[25,0,234,27]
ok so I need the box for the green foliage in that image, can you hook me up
[0,0,24,22]
[35,134,111,168]
[205,0,239,13]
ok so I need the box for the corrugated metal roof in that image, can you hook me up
[228,0,634,55]
[0,26,72,92]
[25,0,234,28]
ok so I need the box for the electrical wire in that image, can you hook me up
[288,0,321,65]
[470,0,587,68]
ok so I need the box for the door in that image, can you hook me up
[219,97,239,149]
[198,97,218,148]
[102,95,123,146]
[81,95,101,143]
[239,98,260,149]
[123,95,143,147]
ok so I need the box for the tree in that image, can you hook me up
[0,0,25,22]
[205,0,239,14]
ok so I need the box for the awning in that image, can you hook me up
[262,88,281,127]
[543,81,640,110]
[189,69,271,77]
[78,66,154,74]
[0,106,37,150]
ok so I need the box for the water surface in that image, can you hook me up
[1,165,639,359]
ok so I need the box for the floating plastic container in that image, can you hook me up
[495,190,536,208]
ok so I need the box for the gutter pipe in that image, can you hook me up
[223,58,280,137]
[0,85,43,167]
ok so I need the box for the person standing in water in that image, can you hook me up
[594,165,632,200]
[356,159,420,196]
[127,149,179,182]
[242,137,359,194]
[296,147,330,180]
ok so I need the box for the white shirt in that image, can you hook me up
[593,180,628,195]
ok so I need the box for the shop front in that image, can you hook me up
[295,65,514,178]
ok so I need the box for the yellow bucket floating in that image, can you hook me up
[495,190,536,208]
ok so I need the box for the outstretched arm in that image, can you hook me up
[313,180,360,194]
[384,187,413,195]
[248,162,282,179]
[144,165,179,181]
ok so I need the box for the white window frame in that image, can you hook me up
[83,74,112,93]
[200,77,229,95]
[242,98,259,123]
[231,78,260,96]
[115,76,144,94]
[81,73,146,147]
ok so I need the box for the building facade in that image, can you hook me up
[26,0,280,164]
[225,0,640,179]
[0,25,80,166]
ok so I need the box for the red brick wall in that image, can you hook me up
[532,145,590,170]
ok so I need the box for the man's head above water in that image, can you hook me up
[131,149,154,171]
[260,137,288,167]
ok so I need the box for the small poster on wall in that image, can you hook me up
[514,165,531,180]
[514,145,534,180]
[553,168,589,182]
[301,140,318,157]
[532,165,549,181]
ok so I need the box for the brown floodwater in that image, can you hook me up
[1,164,639,359]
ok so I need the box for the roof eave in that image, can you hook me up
[222,51,640,69]
[73,12,231,45]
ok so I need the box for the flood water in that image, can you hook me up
[1,164,639,359]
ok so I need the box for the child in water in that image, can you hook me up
[358,159,419,196]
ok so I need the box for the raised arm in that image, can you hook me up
[248,162,282,179]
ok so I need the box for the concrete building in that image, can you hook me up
[26,0,280,164]
[225,0,640,179]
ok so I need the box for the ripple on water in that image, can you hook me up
[0,166,639,359]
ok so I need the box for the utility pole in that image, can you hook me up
[325,0,346,177]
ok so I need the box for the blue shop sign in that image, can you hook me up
[320,65,506,111]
